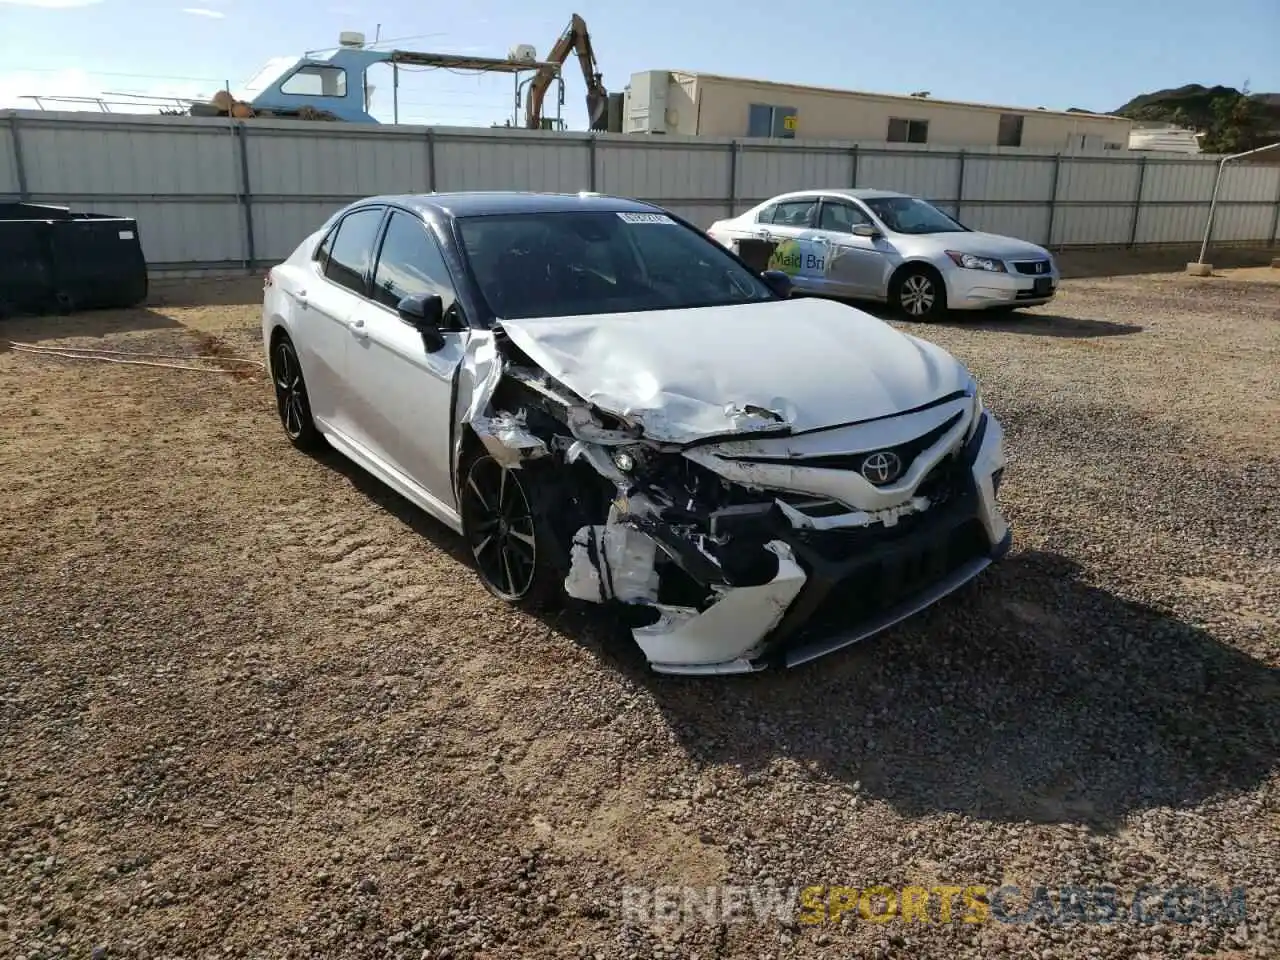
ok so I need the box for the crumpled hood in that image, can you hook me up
[497,298,970,444]
[936,231,1050,261]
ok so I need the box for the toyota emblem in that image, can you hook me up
[861,451,903,485]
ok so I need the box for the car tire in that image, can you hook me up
[891,266,947,321]
[459,450,566,611]
[270,332,324,451]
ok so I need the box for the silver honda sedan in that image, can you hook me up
[707,188,1059,320]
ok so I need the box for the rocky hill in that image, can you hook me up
[1112,84,1280,152]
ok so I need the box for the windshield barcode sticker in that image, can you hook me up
[617,212,675,225]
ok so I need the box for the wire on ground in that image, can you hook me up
[8,342,266,374]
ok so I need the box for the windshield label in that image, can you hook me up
[617,212,676,225]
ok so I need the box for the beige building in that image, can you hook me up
[623,70,1132,151]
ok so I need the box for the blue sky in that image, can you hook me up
[1,0,1277,129]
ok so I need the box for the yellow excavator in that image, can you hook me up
[525,13,609,131]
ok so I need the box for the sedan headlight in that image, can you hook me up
[946,251,1006,273]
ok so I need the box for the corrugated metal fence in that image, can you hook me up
[3,109,1278,273]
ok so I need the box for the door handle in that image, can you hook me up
[349,317,368,338]
[291,288,308,309]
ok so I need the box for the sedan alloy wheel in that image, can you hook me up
[462,454,540,601]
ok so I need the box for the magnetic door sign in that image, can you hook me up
[768,238,827,278]
[782,115,798,131]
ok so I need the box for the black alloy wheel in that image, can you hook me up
[271,335,322,450]
[461,453,541,601]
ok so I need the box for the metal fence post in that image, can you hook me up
[6,113,30,201]
[1271,172,1280,246]
[727,140,740,217]
[850,144,859,188]
[426,127,438,192]
[1128,154,1148,248]
[955,149,966,221]
[1045,154,1062,249]
[234,122,255,270]
[588,135,597,192]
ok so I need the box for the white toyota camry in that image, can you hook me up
[263,191,1011,675]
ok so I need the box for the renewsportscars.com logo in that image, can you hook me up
[621,884,1249,927]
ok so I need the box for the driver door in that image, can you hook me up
[755,198,830,291]
[344,210,467,512]
[813,199,889,297]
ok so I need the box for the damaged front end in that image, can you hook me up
[456,327,1010,676]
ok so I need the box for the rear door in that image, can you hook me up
[301,205,385,435]
[814,198,888,297]
[344,210,467,510]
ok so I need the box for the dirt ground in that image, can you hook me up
[1,257,1278,960]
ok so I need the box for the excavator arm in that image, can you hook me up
[525,13,608,131]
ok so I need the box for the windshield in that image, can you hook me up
[456,211,776,320]
[862,196,968,235]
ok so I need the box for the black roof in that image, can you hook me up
[367,191,664,218]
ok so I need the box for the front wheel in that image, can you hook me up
[459,452,565,610]
[891,267,947,321]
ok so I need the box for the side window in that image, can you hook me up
[312,223,337,265]
[772,199,817,227]
[756,204,777,224]
[371,211,458,314]
[324,208,385,296]
[280,65,347,97]
[818,201,872,233]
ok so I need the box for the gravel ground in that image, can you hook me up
[1,263,1277,960]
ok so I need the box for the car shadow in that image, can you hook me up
[932,312,1144,338]
[305,443,477,570]
[576,549,1280,829]
[822,298,1143,339]
[303,449,1280,829]
[0,305,183,349]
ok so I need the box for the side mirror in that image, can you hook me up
[760,269,793,298]
[397,293,446,351]
[852,223,882,239]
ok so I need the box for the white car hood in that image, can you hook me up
[497,298,969,444]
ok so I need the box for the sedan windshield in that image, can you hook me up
[456,211,776,320]
[862,197,968,235]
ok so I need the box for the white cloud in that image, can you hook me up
[0,0,102,7]
[181,7,224,17]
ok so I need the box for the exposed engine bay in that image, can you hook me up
[453,307,1011,676]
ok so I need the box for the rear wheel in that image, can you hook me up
[891,267,946,321]
[270,334,324,451]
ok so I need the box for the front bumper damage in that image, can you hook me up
[457,329,1010,676]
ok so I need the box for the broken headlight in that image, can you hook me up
[963,377,984,441]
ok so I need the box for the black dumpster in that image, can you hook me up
[0,203,148,317]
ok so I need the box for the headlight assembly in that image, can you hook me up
[945,251,1006,273]
[964,377,984,440]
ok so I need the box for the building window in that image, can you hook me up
[748,103,799,139]
[887,117,929,144]
[998,113,1024,147]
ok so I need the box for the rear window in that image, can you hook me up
[457,210,775,320]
